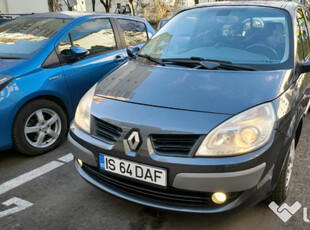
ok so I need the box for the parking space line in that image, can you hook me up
[57,153,74,163]
[0,161,64,196]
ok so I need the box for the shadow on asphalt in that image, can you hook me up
[0,149,28,161]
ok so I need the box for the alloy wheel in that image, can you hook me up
[24,108,62,148]
[285,139,296,191]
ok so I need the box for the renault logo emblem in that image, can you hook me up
[127,131,141,151]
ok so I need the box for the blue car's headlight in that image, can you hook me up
[196,103,276,157]
[0,75,13,92]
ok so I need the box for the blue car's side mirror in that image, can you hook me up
[71,46,89,60]
[127,46,140,58]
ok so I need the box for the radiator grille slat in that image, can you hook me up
[151,134,200,156]
[94,117,122,144]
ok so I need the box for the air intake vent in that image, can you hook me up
[94,117,122,144]
[151,134,200,156]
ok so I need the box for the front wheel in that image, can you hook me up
[266,138,296,204]
[12,99,68,156]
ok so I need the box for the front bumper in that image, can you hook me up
[69,130,266,193]
[75,160,244,213]
[0,81,20,151]
[172,163,266,192]
[69,122,290,213]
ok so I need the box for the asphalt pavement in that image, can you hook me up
[1,116,310,230]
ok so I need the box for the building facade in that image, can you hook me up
[0,0,197,14]
[0,0,49,13]
[0,0,86,13]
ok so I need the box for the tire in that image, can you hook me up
[12,99,68,156]
[266,139,296,204]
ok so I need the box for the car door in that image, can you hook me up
[56,17,126,110]
[296,8,310,114]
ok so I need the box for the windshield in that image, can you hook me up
[0,17,72,59]
[141,7,292,70]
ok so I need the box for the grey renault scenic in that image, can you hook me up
[68,1,310,213]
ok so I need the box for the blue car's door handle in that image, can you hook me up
[114,55,125,63]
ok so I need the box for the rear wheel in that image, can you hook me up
[12,99,68,155]
[266,138,296,204]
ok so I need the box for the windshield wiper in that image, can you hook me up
[137,54,165,66]
[191,57,257,71]
[190,56,232,63]
[161,57,256,71]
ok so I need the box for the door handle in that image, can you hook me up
[114,55,125,63]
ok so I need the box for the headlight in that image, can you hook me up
[74,83,97,134]
[0,75,13,92]
[196,103,276,157]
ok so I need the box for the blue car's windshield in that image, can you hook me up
[0,17,72,59]
[141,7,292,70]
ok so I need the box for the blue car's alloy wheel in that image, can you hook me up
[24,108,62,149]
[12,99,68,155]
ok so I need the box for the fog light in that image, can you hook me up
[77,159,83,167]
[211,192,227,204]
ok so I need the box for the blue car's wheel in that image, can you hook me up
[12,99,68,155]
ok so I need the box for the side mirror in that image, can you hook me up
[127,46,140,58]
[71,46,89,60]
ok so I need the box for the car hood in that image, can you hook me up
[95,60,292,115]
[0,59,28,76]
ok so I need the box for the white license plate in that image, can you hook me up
[99,154,167,187]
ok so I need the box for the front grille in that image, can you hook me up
[151,134,200,156]
[83,164,241,208]
[94,117,122,144]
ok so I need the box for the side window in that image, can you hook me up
[58,35,71,56]
[297,18,305,61]
[71,18,117,55]
[66,18,117,57]
[117,19,148,46]
[305,11,310,32]
[243,18,263,31]
[56,35,72,64]
[297,9,310,59]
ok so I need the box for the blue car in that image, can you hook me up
[0,12,155,155]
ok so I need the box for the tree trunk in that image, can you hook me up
[48,0,57,12]
[104,5,109,13]
[92,0,96,11]
[99,0,110,13]
[64,0,73,11]
[128,0,135,16]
